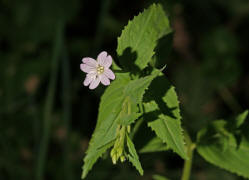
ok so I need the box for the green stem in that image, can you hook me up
[35,21,64,180]
[181,130,195,180]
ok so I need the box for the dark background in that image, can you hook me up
[0,0,248,179]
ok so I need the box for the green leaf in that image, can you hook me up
[139,137,168,153]
[117,3,171,71]
[119,113,141,126]
[126,134,144,175]
[82,71,160,178]
[143,74,187,159]
[197,111,249,178]
[81,73,130,179]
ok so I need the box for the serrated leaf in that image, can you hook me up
[81,139,114,179]
[197,111,249,178]
[143,74,187,159]
[124,70,160,102]
[126,134,144,175]
[82,71,160,178]
[81,73,130,179]
[117,3,171,71]
[139,137,168,153]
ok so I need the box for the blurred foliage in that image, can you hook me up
[197,111,249,178]
[0,0,248,180]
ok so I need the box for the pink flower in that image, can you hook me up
[80,51,115,89]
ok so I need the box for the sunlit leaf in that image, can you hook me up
[126,134,144,175]
[82,71,160,178]
[144,73,187,159]
[117,4,171,71]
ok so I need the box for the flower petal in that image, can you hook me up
[82,57,98,67]
[97,51,107,62]
[100,74,110,86]
[83,75,93,86]
[104,68,115,80]
[80,64,96,73]
[98,53,112,68]
[89,77,101,89]
[97,51,109,66]
[103,55,112,68]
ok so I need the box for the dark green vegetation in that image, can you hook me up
[0,0,249,180]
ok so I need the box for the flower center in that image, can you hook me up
[97,65,104,74]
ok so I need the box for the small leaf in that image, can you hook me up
[126,134,144,175]
[117,3,171,71]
